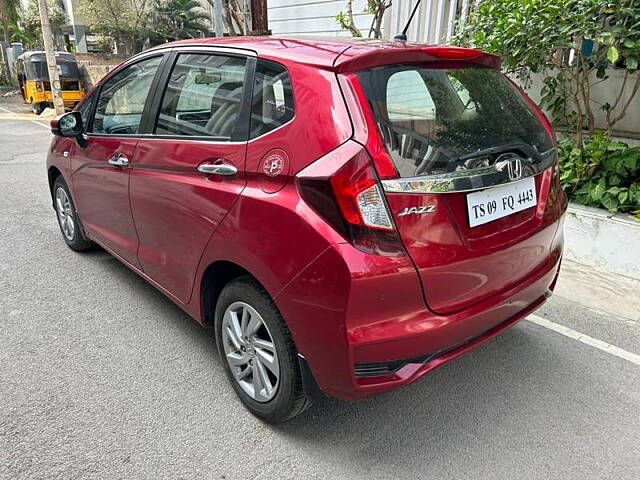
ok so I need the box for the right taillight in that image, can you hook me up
[297,143,405,256]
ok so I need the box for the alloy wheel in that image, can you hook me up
[221,301,280,402]
[55,187,75,241]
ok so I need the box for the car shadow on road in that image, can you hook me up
[82,249,217,340]
[272,326,569,473]
[82,250,572,475]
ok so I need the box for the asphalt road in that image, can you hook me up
[1,103,639,480]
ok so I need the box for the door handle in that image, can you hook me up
[197,163,237,176]
[108,153,129,167]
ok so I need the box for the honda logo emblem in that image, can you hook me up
[495,154,525,181]
[506,158,523,181]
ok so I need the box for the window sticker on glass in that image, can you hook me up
[250,59,295,139]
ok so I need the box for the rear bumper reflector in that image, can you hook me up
[354,355,431,378]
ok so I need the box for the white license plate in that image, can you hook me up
[466,177,537,227]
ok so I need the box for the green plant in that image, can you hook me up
[0,0,19,44]
[0,0,19,84]
[365,1,392,39]
[558,133,640,216]
[19,0,68,49]
[336,0,362,37]
[79,0,151,55]
[93,35,115,54]
[456,0,640,146]
[146,0,209,45]
[8,20,40,48]
[337,0,392,38]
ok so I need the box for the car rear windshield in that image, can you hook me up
[356,66,554,178]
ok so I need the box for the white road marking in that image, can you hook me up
[0,106,50,130]
[527,314,640,366]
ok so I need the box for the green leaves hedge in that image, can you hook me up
[558,134,640,217]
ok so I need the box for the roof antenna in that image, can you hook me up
[394,0,423,42]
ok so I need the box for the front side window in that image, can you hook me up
[155,53,247,139]
[92,56,162,135]
[250,59,294,139]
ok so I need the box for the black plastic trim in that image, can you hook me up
[298,354,325,402]
[138,50,176,135]
[354,355,432,378]
[234,56,257,142]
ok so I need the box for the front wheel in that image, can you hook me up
[215,277,311,423]
[53,176,96,252]
[32,101,45,115]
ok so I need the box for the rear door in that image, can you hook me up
[356,65,559,314]
[130,49,253,303]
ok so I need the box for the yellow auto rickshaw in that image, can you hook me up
[16,51,85,115]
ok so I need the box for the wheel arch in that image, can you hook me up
[199,258,323,403]
[48,165,62,190]
[48,166,63,207]
[200,260,260,328]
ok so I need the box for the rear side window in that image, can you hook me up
[250,59,294,139]
[357,66,553,178]
[92,56,162,135]
[155,53,247,139]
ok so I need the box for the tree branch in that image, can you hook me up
[608,73,640,129]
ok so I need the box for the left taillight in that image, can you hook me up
[330,150,393,231]
[342,73,399,180]
[297,143,405,256]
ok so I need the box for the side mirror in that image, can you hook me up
[51,111,84,138]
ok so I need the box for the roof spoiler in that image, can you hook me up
[334,46,501,73]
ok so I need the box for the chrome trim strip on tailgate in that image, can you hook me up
[382,150,556,194]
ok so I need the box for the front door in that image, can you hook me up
[71,55,163,268]
[130,52,252,303]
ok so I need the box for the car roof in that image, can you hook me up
[150,36,500,71]
[17,51,77,62]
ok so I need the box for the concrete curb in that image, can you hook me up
[564,203,640,281]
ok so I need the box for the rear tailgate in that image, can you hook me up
[353,61,559,314]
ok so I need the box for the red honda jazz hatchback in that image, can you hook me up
[47,37,566,422]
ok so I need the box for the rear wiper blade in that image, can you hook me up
[457,143,540,163]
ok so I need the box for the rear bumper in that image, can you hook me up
[276,236,562,400]
[351,288,550,396]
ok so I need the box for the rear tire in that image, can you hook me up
[215,277,311,423]
[53,176,96,252]
[32,101,45,115]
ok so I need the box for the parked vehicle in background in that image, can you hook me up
[16,51,85,114]
[46,37,567,422]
